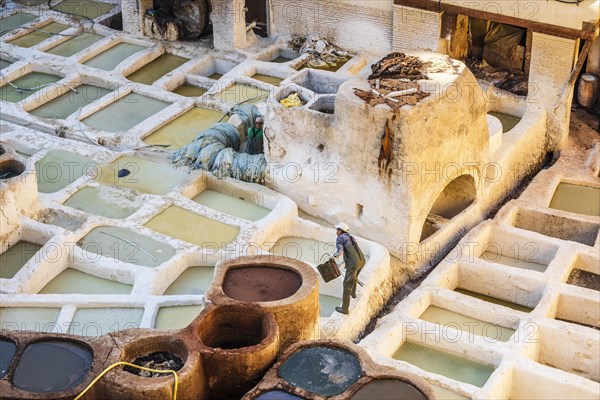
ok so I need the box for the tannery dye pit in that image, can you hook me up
[0,0,598,398]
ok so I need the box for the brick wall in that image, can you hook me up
[528,32,577,148]
[392,5,440,52]
[211,0,248,50]
[269,0,394,53]
[528,33,576,109]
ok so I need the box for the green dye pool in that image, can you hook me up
[83,42,146,71]
[393,342,495,388]
[7,22,69,48]
[0,72,61,103]
[30,84,111,120]
[46,32,103,57]
[81,92,169,132]
[127,53,189,85]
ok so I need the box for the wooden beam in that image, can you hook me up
[394,0,599,40]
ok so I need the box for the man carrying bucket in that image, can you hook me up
[333,222,366,315]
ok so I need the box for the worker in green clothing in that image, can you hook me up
[245,116,264,155]
[333,222,366,315]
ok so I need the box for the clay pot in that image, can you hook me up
[578,73,598,108]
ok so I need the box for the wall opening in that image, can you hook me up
[441,12,530,96]
[143,0,211,41]
[420,174,476,241]
[245,0,268,37]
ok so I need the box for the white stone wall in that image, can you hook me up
[120,0,143,36]
[269,0,394,53]
[527,33,577,149]
[211,0,250,50]
[392,5,440,52]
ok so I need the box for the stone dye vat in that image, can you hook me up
[0,307,61,332]
[0,339,16,379]
[68,307,144,336]
[30,84,111,120]
[478,249,548,273]
[0,72,61,103]
[82,93,170,132]
[154,305,203,330]
[245,341,434,400]
[217,83,270,104]
[0,240,42,279]
[512,208,600,247]
[192,189,271,221]
[7,22,69,48]
[350,379,428,399]
[164,266,215,295]
[12,340,93,392]
[0,159,26,180]
[0,58,13,70]
[251,74,283,86]
[35,149,95,193]
[278,346,362,396]
[393,341,495,388]
[143,107,225,149]
[567,269,600,291]
[51,0,116,19]
[173,83,208,97]
[45,33,104,57]
[144,206,240,247]
[100,332,205,400]
[419,306,515,342]
[207,255,320,351]
[0,13,37,34]
[488,111,521,133]
[95,155,190,195]
[83,42,147,70]
[78,225,177,267]
[63,185,141,219]
[549,183,600,217]
[127,53,190,85]
[39,268,133,295]
[454,288,534,313]
[194,304,280,399]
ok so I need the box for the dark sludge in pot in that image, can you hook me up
[12,341,93,392]
[350,379,429,399]
[0,339,17,379]
[278,346,362,397]
[124,351,184,377]
[223,266,302,302]
[0,160,25,180]
[254,390,306,399]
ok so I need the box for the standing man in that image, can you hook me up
[245,116,264,155]
[333,222,366,315]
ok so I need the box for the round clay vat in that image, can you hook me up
[206,255,320,351]
[195,304,280,400]
[243,340,436,400]
[0,336,17,379]
[0,159,26,180]
[98,330,205,400]
[0,331,114,400]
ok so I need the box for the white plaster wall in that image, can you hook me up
[269,0,394,53]
[392,5,440,52]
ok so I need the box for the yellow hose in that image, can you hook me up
[74,361,179,400]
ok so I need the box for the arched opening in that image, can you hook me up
[420,174,476,241]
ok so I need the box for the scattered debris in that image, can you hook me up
[280,92,304,108]
[466,57,528,96]
[369,52,428,81]
[124,352,184,378]
[290,35,352,71]
[354,53,430,110]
